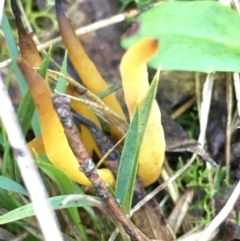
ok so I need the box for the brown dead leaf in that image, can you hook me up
[162,108,217,167]
[131,178,175,240]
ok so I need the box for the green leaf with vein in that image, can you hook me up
[121,1,240,72]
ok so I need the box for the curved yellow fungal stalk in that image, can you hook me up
[17,58,115,187]
[55,0,126,139]
[120,37,165,186]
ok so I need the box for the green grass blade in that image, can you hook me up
[97,83,122,99]
[0,189,22,211]
[0,195,101,225]
[138,75,159,140]
[115,75,159,213]
[0,175,28,196]
[115,110,139,213]
[2,13,41,135]
[2,13,27,94]
[1,141,11,177]
[55,50,67,93]
[17,90,36,135]
[38,48,51,78]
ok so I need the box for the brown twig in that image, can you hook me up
[52,95,151,241]
[72,109,174,240]
[72,109,123,173]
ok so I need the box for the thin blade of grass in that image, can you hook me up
[115,74,159,213]
[2,13,27,94]
[55,50,68,93]
[2,13,42,136]
[1,134,11,177]
[115,109,139,213]
[0,195,101,224]
[38,48,51,78]
[0,189,22,211]
[0,175,28,196]
[17,90,35,135]
[97,83,122,99]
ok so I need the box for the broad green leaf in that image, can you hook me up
[0,176,28,196]
[121,1,240,72]
[0,195,100,224]
[115,75,159,213]
[35,154,89,241]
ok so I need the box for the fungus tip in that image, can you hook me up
[151,38,159,50]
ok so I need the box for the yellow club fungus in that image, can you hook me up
[120,37,165,186]
[55,0,126,139]
[17,58,115,187]
[11,0,42,67]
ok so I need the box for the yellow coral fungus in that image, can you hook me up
[55,0,126,139]
[120,37,165,186]
[17,58,115,187]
